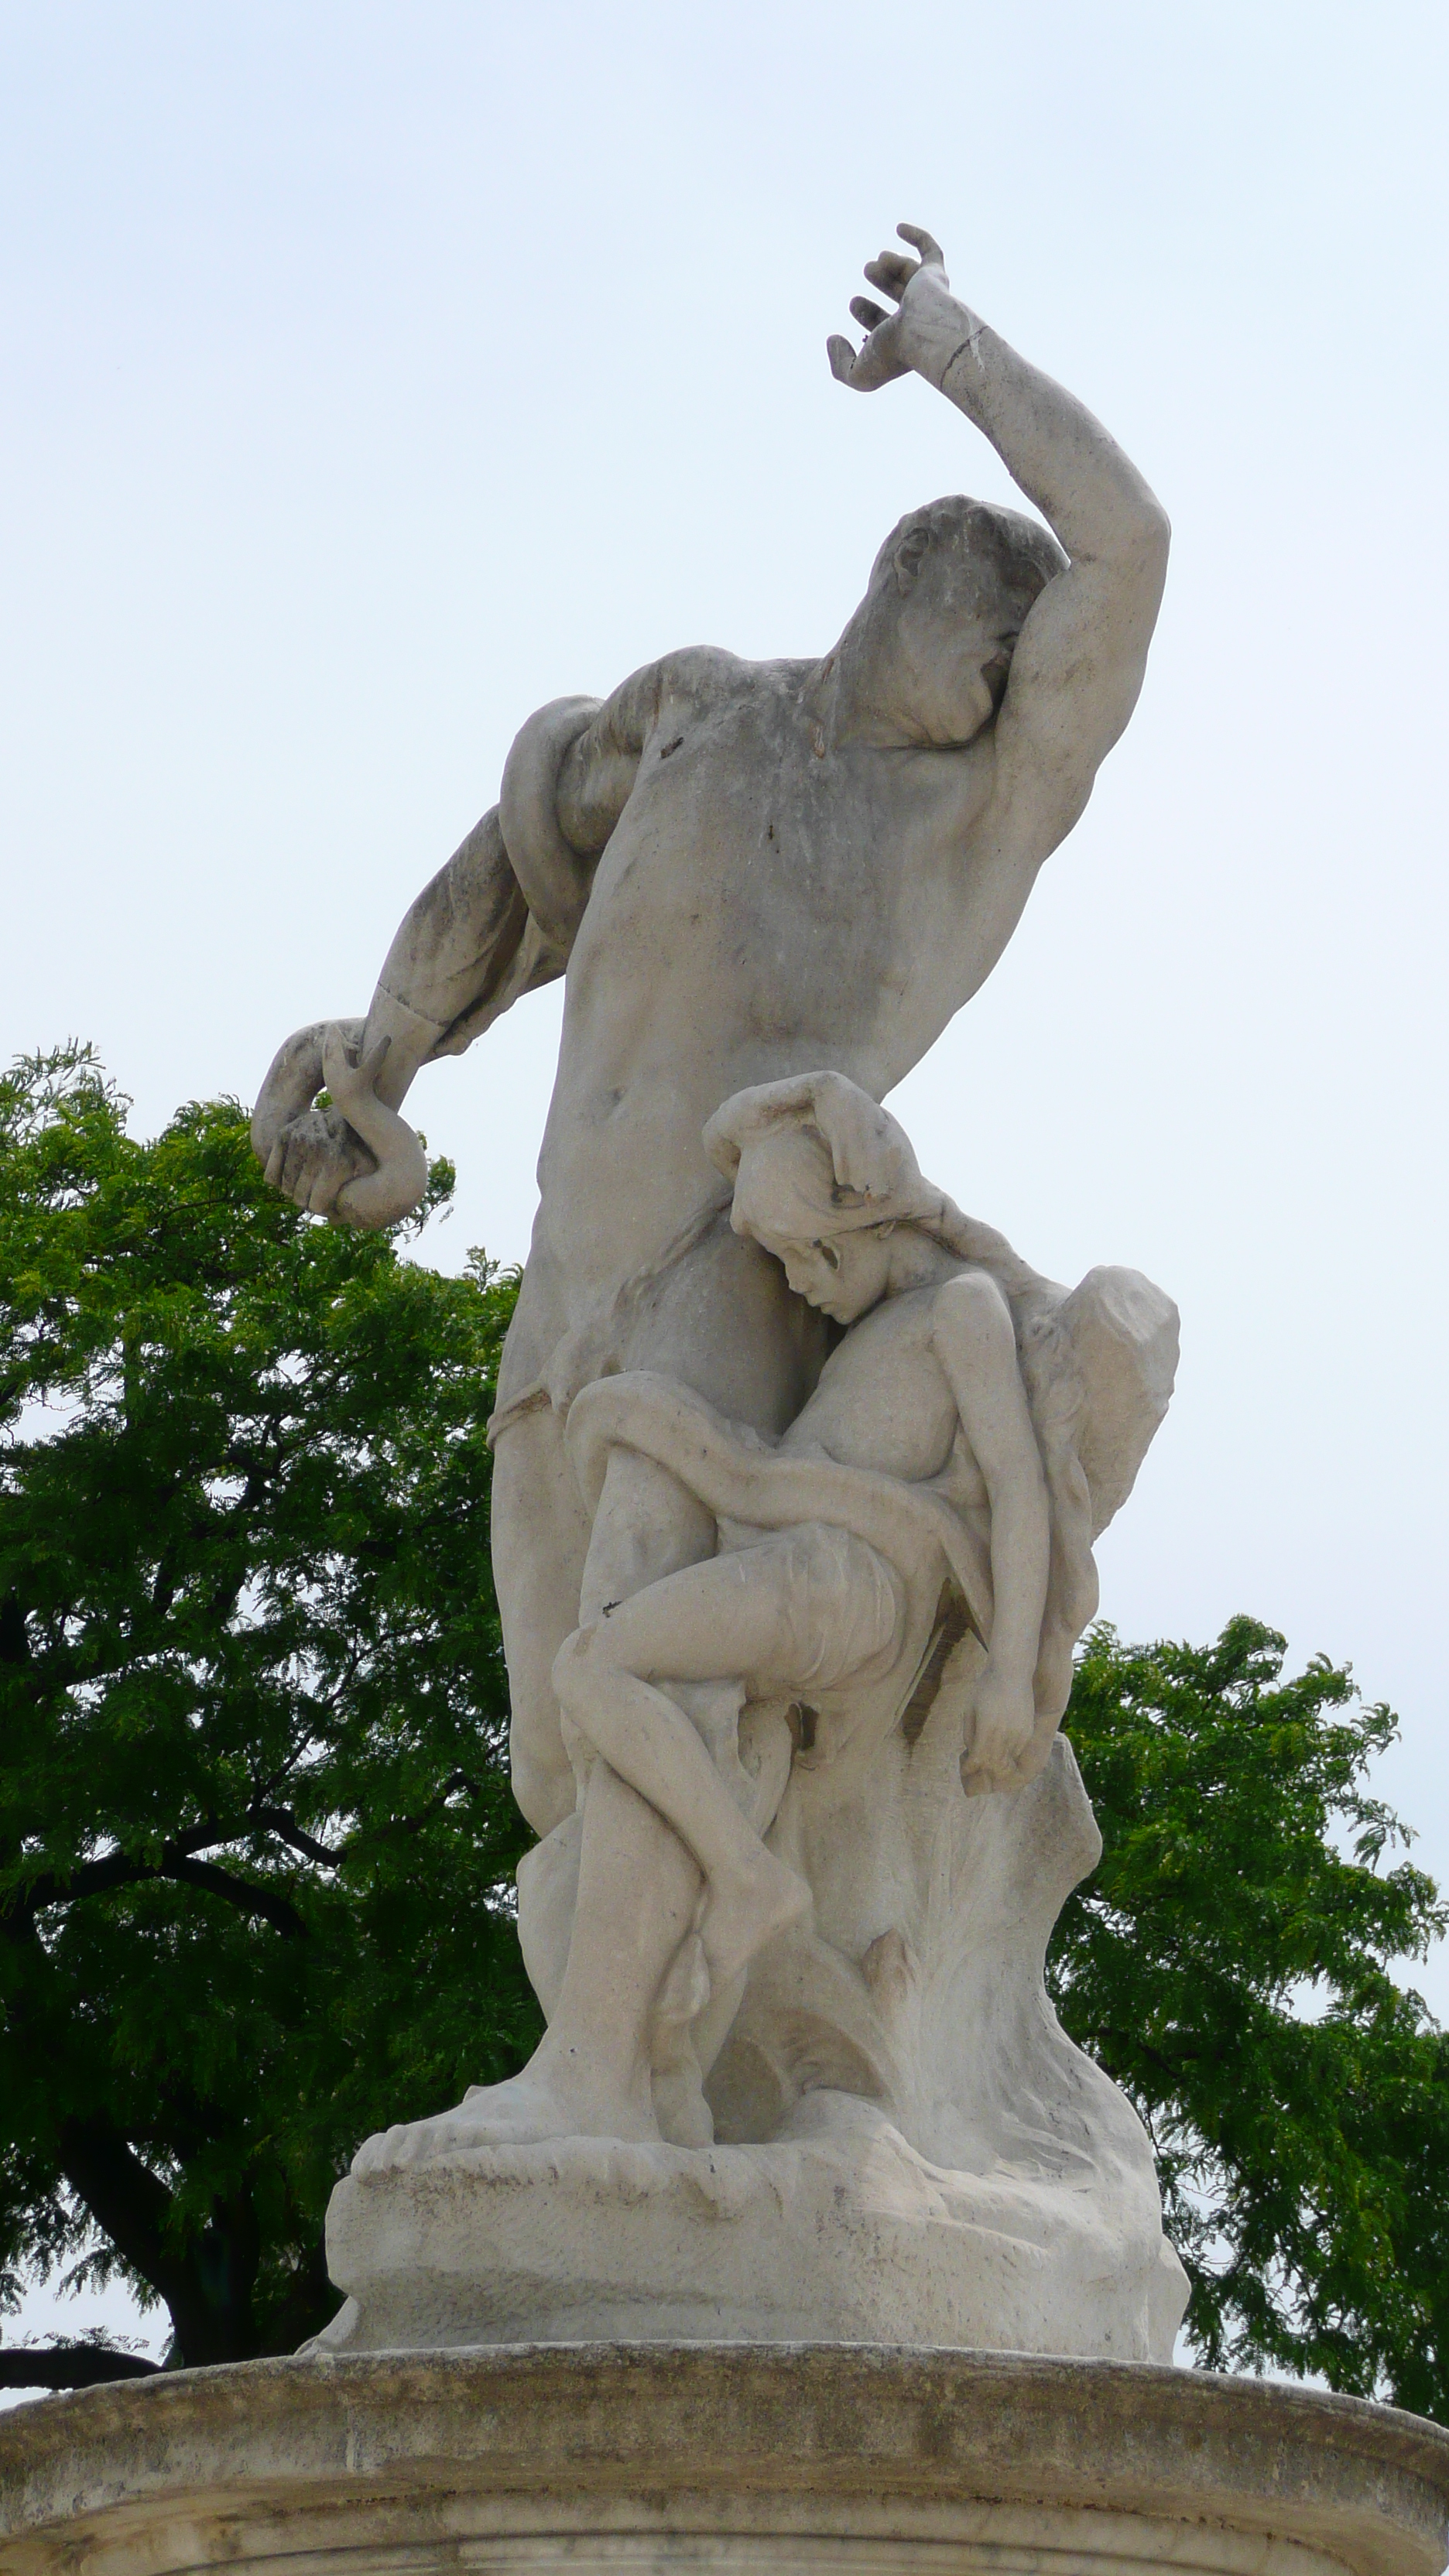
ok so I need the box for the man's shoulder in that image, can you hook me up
[655,646,810,710]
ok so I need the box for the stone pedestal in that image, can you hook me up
[3,2344,1447,2576]
[318,2103,1187,2358]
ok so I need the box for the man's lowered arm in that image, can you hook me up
[252,697,602,1222]
[831,225,1170,831]
[252,649,693,1223]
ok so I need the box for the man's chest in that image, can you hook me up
[587,726,977,964]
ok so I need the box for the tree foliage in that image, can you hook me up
[1053,1619,1449,2416]
[0,1046,538,2383]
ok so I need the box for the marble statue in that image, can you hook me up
[254,228,1185,2355]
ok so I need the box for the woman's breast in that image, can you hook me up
[783,1345,959,1485]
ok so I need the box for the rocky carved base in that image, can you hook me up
[314,2090,1186,2358]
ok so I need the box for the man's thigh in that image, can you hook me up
[622,1218,826,1435]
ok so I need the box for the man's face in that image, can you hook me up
[881,551,1024,747]
[769,1228,894,1325]
[838,543,1029,752]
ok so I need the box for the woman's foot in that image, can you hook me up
[350,2054,659,2174]
[700,1841,810,1993]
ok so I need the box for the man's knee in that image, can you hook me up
[551,1625,587,1714]
[578,1448,714,1623]
[550,1617,624,1721]
[509,1699,577,1838]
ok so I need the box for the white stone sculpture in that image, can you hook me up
[253,227,1184,2354]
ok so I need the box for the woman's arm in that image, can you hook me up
[930,1271,1051,1792]
[316,1026,430,1231]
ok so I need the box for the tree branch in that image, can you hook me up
[13,1845,308,1940]
[249,1806,345,1866]
[167,1855,307,1938]
[57,2111,177,2301]
[345,1770,476,1854]
[0,2344,160,2389]
[0,1591,30,1665]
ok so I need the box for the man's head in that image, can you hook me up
[828,495,1066,749]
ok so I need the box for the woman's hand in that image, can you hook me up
[961,1659,1043,1796]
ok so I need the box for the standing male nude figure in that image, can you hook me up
[254,228,1169,2132]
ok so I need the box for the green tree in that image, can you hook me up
[0,1047,539,2387]
[1053,1618,1449,2416]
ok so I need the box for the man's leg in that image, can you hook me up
[496,1234,823,2133]
[542,1445,721,2094]
[359,1242,823,2163]
[491,1402,594,1837]
[353,1442,731,2159]
[351,1750,672,2161]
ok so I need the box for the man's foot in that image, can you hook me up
[349,2060,659,2175]
[700,1842,810,1993]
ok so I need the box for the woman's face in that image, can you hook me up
[770,1226,894,1325]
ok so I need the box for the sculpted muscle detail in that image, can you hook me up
[538,670,1006,1296]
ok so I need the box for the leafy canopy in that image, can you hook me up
[1054,1618,1449,2416]
[0,1046,537,2380]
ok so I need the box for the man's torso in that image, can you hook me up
[535,653,997,1293]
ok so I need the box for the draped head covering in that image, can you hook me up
[703,1072,1040,1300]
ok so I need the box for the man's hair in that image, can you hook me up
[870,495,1067,613]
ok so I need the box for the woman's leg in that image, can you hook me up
[553,1544,823,1989]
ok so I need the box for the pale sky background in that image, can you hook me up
[2,0,1446,2373]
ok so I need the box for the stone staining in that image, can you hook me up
[253,224,1181,2356]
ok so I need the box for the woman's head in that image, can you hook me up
[707,1079,942,1324]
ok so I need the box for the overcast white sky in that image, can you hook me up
[2,0,1446,2369]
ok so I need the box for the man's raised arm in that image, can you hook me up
[830,224,1169,832]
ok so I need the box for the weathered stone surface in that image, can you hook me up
[319,2087,1187,2357]
[3,2345,1447,2576]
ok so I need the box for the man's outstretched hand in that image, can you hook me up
[827,224,975,394]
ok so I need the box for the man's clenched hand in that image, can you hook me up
[263,1104,372,1216]
[252,1017,373,1217]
